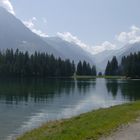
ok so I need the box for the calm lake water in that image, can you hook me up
[0,78,140,140]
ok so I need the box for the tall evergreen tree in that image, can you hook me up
[77,61,83,75]
[111,56,118,75]
[105,56,118,76]
[105,61,111,76]
[0,49,76,77]
[91,65,97,76]
[76,61,96,76]
[105,52,140,78]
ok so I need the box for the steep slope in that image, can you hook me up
[94,42,140,72]
[118,42,140,58]
[93,50,115,71]
[43,37,94,64]
[0,7,59,56]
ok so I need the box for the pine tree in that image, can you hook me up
[105,56,118,76]
[0,49,76,77]
[111,56,118,75]
[105,61,111,75]
[91,65,97,76]
[77,61,83,75]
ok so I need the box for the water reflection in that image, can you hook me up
[0,78,76,104]
[106,79,119,99]
[105,79,140,101]
[77,79,96,94]
[0,78,140,140]
[119,80,140,101]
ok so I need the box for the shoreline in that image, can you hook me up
[17,101,140,140]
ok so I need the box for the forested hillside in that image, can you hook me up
[105,52,140,78]
[0,49,96,77]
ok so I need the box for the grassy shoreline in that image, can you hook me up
[17,101,140,140]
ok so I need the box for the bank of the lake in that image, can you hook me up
[17,101,140,140]
[73,75,123,79]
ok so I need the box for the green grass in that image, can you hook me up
[17,101,140,140]
[95,76,123,79]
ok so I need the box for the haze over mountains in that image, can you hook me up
[43,37,94,64]
[93,42,140,71]
[0,6,140,72]
[0,7,61,56]
[0,7,94,64]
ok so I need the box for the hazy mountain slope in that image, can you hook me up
[92,50,116,72]
[43,37,94,64]
[0,7,94,63]
[2,6,140,71]
[94,42,140,72]
[0,7,59,56]
[118,42,140,58]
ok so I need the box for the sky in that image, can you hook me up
[1,0,140,54]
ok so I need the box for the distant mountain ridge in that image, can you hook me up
[93,42,140,72]
[0,7,94,64]
[1,6,140,72]
[0,7,60,56]
[43,37,94,64]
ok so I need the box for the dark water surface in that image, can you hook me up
[0,78,140,140]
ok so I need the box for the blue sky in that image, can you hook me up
[1,0,140,54]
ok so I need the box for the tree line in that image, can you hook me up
[0,49,96,77]
[105,56,118,76]
[105,52,140,78]
[77,61,97,76]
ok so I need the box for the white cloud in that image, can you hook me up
[91,41,116,54]
[0,0,139,55]
[57,32,116,54]
[57,32,89,50]
[0,0,15,15]
[0,0,48,38]
[57,26,140,55]
[23,17,48,37]
[116,25,140,44]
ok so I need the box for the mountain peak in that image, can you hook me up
[0,7,60,56]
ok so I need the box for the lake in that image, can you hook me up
[0,78,140,140]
